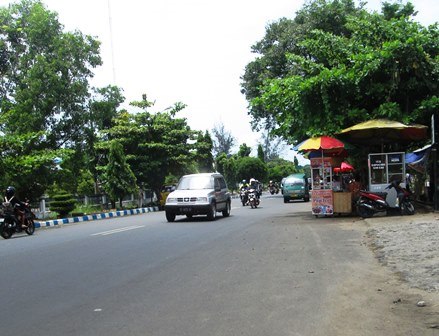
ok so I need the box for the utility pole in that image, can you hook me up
[107,0,116,84]
[432,113,438,211]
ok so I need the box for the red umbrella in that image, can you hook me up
[333,162,354,173]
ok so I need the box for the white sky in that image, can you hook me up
[0,0,437,163]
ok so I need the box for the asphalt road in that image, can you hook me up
[0,194,367,336]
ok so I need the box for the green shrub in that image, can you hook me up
[73,204,102,215]
[50,192,76,218]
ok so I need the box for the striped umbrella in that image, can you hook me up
[293,136,351,153]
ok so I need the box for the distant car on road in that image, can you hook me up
[159,185,176,208]
[283,173,310,203]
[280,177,287,194]
[164,173,231,222]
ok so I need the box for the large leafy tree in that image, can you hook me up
[100,98,205,199]
[86,85,125,192]
[0,0,101,144]
[267,158,301,183]
[0,0,101,197]
[235,157,267,183]
[242,0,438,143]
[241,0,361,133]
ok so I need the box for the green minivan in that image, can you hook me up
[283,173,310,203]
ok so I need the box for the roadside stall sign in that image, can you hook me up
[368,152,405,207]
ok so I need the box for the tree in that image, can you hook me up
[259,131,285,162]
[238,143,252,157]
[102,140,137,208]
[87,85,125,192]
[257,144,265,162]
[0,0,102,197]
[0,0,101,144]
[241,0,361,132]
[266,158,300,182]
[77,169,96,196]
[242,0,438,143]
[235,157,267,183]
[196,131,214,173]
[211,122,236,157]
[100,98,202,200]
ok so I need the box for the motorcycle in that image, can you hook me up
[356,180,415,218]
[268,184,279,195]
[240,187,249,206]
[248,188,260,209]
[0,201,36,239]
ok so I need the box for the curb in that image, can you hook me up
[34,206,160,229]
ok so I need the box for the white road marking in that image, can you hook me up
[91,225,145,236]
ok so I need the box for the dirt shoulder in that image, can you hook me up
[321,212,439,336]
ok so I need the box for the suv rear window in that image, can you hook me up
[177,175,213,190]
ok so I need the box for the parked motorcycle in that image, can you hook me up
[248,188,260,209]
[0,201,36,239]
[356,180,415,218]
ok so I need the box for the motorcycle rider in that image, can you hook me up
[239,180,249,204]
[249,178,262,198]
[4,186,27,230]
[391,179,407,208]
[268,180,274,190]
[268,180,278,194]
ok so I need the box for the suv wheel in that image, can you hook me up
[207,203,216,221]
[222,201,231,217]
[166,211,176,222]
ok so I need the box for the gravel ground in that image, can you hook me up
[365,212,439,293]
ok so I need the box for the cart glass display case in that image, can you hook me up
[311,157,333,215]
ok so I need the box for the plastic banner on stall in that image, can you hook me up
[311,190,333,215]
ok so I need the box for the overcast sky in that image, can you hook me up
[0,0,437,161]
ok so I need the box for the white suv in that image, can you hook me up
[164,173,231,222]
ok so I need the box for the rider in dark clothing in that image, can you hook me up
[4,186,27,229]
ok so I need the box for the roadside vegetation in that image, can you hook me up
[0,0,436,211]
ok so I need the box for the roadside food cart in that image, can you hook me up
[294,136,355,217]
[310,156,335,215]
[310,156,354,216]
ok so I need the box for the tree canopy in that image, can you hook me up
[241,0,438,143]
[98,99,210,198]
[0,0,102,199]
